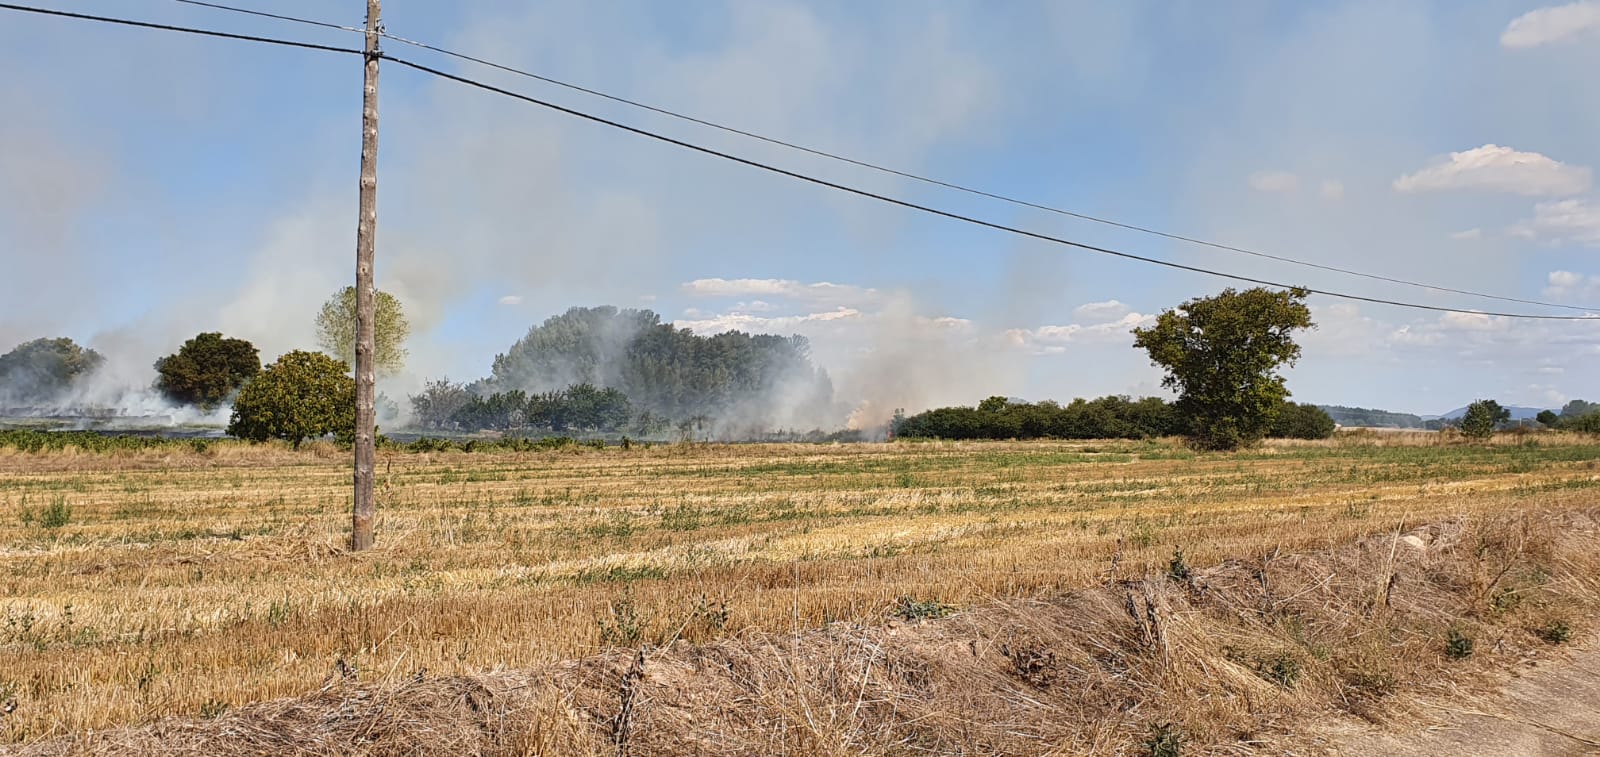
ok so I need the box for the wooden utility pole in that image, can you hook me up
[351,0,381,551]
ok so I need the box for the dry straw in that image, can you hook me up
[15,507,1599,755]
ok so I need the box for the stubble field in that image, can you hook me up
[2,433,1599,747]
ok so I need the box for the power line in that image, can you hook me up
[6,2,1596,321]
[380,56,1598,322]
[173,0,362,34]
[170,0,1596,314]
[0,2,359,54]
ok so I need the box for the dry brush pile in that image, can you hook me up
[15,505,1599,756]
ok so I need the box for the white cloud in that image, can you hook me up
[1501,1,1600,48]
[497,295,523,306]
[1549,270,1585,289]
[1248,170,1299,193]
[1393,145,1591,196]
[1302,303,1394,358]
[1544,270,1600,299]
[1387,325,1444,348]
[681,278,884,308]
[1011,311,1154,352]
[1449,228,1483,241]
[673,306,864,335]
[1509,198,1600,246]
[1071,299,1133,323]
[1320,180,1345,201]
[1439,311,1506,332]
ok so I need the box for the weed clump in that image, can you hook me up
[891,596,953,622]
[1444,627,1475,660]
[1535,619,1572,645]
[1166,547,1192,583]
[598,590,648,646]
[1146,722,1183,757]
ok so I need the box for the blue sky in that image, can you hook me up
[2,0,1598,420]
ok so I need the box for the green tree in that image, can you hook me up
[409,378,471,429]
[1536,409,1560,428]
[1458,399,1510,439]
[0,337,105,404]
[1560,399,1597,419]
[1132,288,1314,451]
[314,286,410,376]
[977,396,1012,414]
[153,332,260,410]
[227,350,355,447]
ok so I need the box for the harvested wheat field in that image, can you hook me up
[3,433,1600,754]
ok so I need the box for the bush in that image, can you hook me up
[1269,402,1336,440]
[1561,412,1600,434]
[0,430,175,454]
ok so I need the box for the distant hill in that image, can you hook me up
[1425,405,1553,422]
[1318,405,1425,429]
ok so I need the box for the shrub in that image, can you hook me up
[1445,627,1474,659]
[1561,411,1600,434]
[1269,402,1336,439]
[891,596,953,622]
[895,395,1179,441]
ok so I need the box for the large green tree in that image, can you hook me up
[153,332,260,410]
[1132,287,1314,451]
[314,286,410,377]
[1459,399,1511,439]
[485,306,833,428]
[227,350,355,447]
[0,337,105,404]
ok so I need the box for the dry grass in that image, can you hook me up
[15,507,1600,756]
[2,435,1599,752]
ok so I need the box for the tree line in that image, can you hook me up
[410,380,637,434]
[1319,405,1426,429]
[893,395,1335,441]
[8,286,1600,451]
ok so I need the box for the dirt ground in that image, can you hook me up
[1331,644,1600,756]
